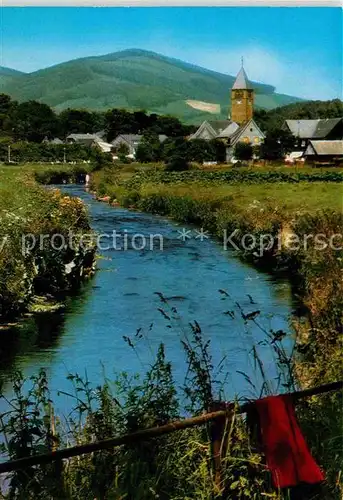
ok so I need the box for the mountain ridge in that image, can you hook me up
[1,49,304,123]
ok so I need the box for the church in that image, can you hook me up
[189,63,265,162]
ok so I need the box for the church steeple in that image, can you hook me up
[230,61,254,124]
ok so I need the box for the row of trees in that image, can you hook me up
[134,134,226,164]
[0,94,195,143]
[0,139,112,164]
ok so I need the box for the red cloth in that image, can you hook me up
[255,394,324,489]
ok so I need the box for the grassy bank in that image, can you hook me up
[0,166,96,322]
[91,167,342,384]
[88,165,343,494]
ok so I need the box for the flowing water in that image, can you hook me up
[0,185,295,417]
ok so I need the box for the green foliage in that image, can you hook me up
[0,140,95,163]
[234,142,253,161]
[121,167,343,189]
[260,128,296,160]
[0,298,341,499]
[11,100,60,142]
[136,132,163,163]
[0,173,95,320]
[0,93,194,146]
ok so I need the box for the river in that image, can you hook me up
[0,185,294,417]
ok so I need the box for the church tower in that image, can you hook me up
[230,62,254,125]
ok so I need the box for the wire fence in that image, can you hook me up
[0,380,341,475]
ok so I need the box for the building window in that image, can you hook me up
[254,137,260,143]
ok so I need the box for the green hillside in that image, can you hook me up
[0,66,26,86]
[1,49,303,122]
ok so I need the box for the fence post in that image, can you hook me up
[209,402,233,495]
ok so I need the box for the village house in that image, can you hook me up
[111,134,168,158]
[190,65,265,162]
[65,133,113,155]
[283,118,343,151]
[66,133,104,146]
[303,140,343,165]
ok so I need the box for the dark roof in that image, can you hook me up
[112,134,168,146]
[67,133,100,140]
[285,118,342,139]
[306,140,343,156]
[207,120,232,134]
[232,67,253,90]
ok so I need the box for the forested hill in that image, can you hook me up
[1,49,303,123]
[255,99,343,132]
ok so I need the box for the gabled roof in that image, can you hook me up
[285,118,342,139]
[207,120,232,134]
[111,134,168,146]
[229,119,266,145]
[305,140,343,156]
[67,133,100,141]
[94,130,107,140]
[93,140,114,153]
[218,122,240,138]
[232,67,253,90]
[113,134,142,145]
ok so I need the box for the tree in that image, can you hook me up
[209,139,226,163]
[117,143,130,162]
[105,109,136,142]
[234,142,253,161]
[12,101,59,142]
[187,139,213,163]
[59,109,105,137]
[136,132,163,163]
[260,128,295,160]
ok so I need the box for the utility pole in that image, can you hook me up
[8,145,11,163]
[63,147,66,164]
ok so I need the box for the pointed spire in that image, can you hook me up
[232,61,253,90]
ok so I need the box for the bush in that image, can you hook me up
[234,142,253,161]
[165,154,190,172]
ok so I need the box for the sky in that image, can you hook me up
[2,7,342,100]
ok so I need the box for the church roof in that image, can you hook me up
[207,120,232,134]
[232,67,253,90]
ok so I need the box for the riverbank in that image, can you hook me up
[89,164,342,492]
[0,163,341,498]
[0,167,96,323]
[90,165,342,366]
